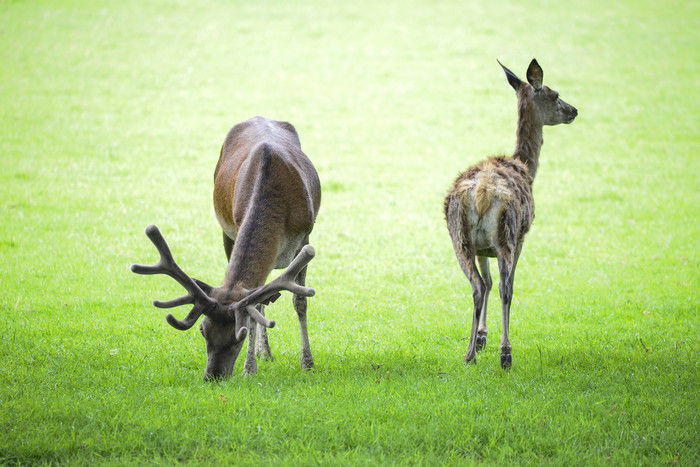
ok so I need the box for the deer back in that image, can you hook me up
[213,117,321,288]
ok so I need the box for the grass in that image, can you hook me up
[1,0,698,464]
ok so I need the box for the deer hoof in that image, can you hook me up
[242,360,258,376]
[301,357,315,371]
[476,335,487,352]
[463,353,477,365]
[500,353,512,370]
[256,351,275,362]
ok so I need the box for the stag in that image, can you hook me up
[132,116,321,380]
[444,59,577,369]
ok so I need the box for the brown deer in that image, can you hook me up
[132,116,321,380]
[444,59,577,369]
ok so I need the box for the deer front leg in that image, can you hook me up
[476,256,491,352]
[242,317,258,375]
[293,263,314,370]
[254,304,275,361]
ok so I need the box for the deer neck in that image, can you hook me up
[221,221,280,297]
[513,97,544,180]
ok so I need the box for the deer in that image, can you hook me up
[444,59,577,369]
[131,116,321,381]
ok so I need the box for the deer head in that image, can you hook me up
[131,224,316,380]
[499,59,578,126]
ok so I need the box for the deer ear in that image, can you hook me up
[498,60,521,92]
[526,59,543,90]
[194,279,214,295]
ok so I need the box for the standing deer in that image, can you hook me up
[444,59,577,369]
[132,116,321,380]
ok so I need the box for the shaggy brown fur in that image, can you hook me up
[444,59,577,369]
[445,156,534,257]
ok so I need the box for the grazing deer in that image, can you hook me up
[444,59,577,369]
[132,116,321,380]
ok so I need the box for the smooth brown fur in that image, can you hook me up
[132,116,321,381]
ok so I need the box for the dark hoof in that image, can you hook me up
[257,353,275,362]
[500,353,512,370]
[476,335,487,352]
[301,361,315,371]
[463,354,476,365]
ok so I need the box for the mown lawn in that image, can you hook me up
[1,0,698,465]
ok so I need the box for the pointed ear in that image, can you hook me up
[526,59,543,90]
[498,59,521,92]
[194,278,214,295]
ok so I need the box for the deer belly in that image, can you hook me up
[468,197,506,257]
[273,234,307,269]
[216,211,239,243]
[471,227,498,257]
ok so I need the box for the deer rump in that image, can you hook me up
[451,156,535,257]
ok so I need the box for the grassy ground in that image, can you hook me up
[1,0,698,465]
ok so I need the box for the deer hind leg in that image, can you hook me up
[254,304,275,361]
[293,256,315,370]
[496,241,522,370]
[476,255,492,352]
[445,196,485,364]
[450,239,485,364]
[462,254,486,364]
[496,253,513,370]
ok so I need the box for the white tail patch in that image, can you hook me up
[456,165,513,219]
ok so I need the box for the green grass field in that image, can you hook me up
[1,0,698,465]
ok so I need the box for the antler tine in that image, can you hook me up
[131,225,217,330]
[229,245,317,322]
[132,225,195,290]
[234,307,249,341]
[246,305,276,329]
